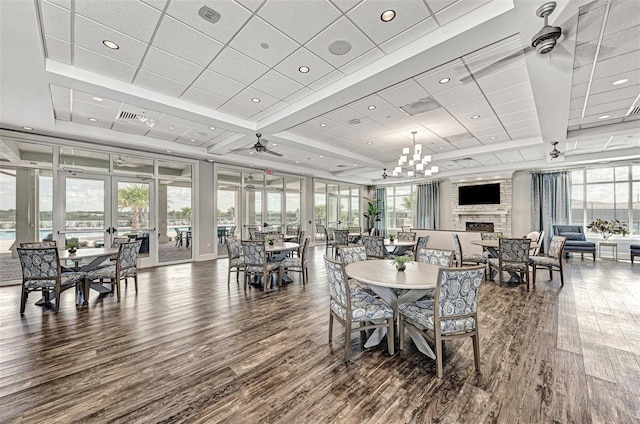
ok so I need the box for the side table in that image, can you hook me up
[598,241,618,261]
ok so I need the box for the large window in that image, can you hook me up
[571,164,639,236]
[313,180,362,231]
[385,185,415,230]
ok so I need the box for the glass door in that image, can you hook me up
[244,188,263,239]
[266,190,282,233]
[217,185,239,257]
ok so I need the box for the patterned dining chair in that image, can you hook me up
[416,248,454,267]
[324,255,395,361]
[339,245,374,293]
[362,235,385,259]
[347,226,362,243]
[19,241,58,248]
[225,237,245,286]
[530,235,567,287]
[480,232,503,240]
[16,247,86,314]
[84,240,142,302]
[487,238,531,289]
[399,265,484,378]
[334,230,351,258]
[524,230,545,256]
[452,234,485,266]
[397,231,417,241]
[325,228,337,257]
[407,235,430,259]
[241,240,281,292]
[281,237,310,285]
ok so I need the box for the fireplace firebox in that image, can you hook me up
[466,222,494,232]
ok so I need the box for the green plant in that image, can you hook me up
[66,239,79,251]
[266,236,276,244]
[390,254,412,270]
[586,218,628,240]
[363,197,383,233]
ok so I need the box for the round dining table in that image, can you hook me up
[345,259,439,358]
[384,238,416,256]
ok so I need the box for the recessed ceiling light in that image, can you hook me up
[438,146,444,150]
[299,66,310,73]
[166,150,172,153]
[249,151,254,155]
[489,136,497,140]
[439,77,451,84]
[92,96,103,102]
[195,132,207,136]
[102,40,119,50]
[22,126,33,131]
[353,163,358,166]
[320,155,324,157]
[251,98,260,103]
[295,161,300,163]
[88,118,98,122]
[169,126,175,130]
[380,9,396,22]
[471,115,480,119]
[612,78,629,85]
[272,143,277,146]
[320,123,327,127]
[190,139,196,142]
[209,126,215,130]
[367,142,373,145]
[598,115,610,119]
[368,105,376,110]
[306,158,312,161]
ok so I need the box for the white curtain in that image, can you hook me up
[416,181,439,229]
[531,171,570,252]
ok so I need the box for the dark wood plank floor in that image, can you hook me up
[1,246,639,423]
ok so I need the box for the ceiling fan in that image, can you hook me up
[229,133,282,156]
[461,1,569,82]
[549,141,563,158]
[382,168,388,179]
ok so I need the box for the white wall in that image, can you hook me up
[439,179,453,230]
[511,170,532,237]
[196,161,215,259]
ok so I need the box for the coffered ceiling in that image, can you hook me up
[0,0,638,184]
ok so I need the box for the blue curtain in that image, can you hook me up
[416,182,439,229]
[374,187,387,237]
[531,171,570,252]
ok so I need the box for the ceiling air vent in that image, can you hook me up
[626,106,640,117]
[198,6,220,24]
[116,110,158,128]
[348,118,361,125]
[335,164,349,168]
[399,97,441,116]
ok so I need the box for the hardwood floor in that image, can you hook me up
[1,246,639,423]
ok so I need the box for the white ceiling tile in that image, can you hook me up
[597,26,640,61]
[217,100,260,119]
[152,16,224,67]
[74,16,148,66]
[378,80,429,107]
[476,63,530,94]
[494,151,523,164]
[305,17,375,68]
[463,114,500,130]
[432,82,483,107]
[572,64,593,85]
[174,135,206,146]
[180,87,227,109]
[193,70,245,99]
[141,47,204,85]
[583,97,638,116]
[41,1,70,42]
[339,47,384,75]
[445,97,490,117]
[470,125,505,137]
[576,3,605,45]
[75,0,161,42]
[274,48,334,85]
[251,71,304,100]
[140,0,168,11]
[568,108,582,120]
[308,70,345,91]
[46,0,71,9]
[73,90,121,109]
[324,107,365,125]
[382,117,419,132]
[208,47,270,85]
[72,99,118,119]
[166,0,252,44]
[370,106,409,124]
[582,109,628,124]
[45,36,71,64]
[571,82,589,99]
[588,70,640,95]
[158,114,200,128]
[251,102,289,121]
[568,117,581,126]
[230,17,299,68]
[144,129,180,141]
[348,0,431,45]
[570,96,586,110]
[476,130,510,143]
[259,0,341,44]
[379,17,438,54]
[331,0,361,13]
[74,46,137,82]
[426,0,457,14]
[349,95,396,116]
[593,50,640,80]
[507,126,541,139]
[504,118,540,131]
[451,138,482,149]
[284,87,315,104]
[235,0,263,12]
[485,82,534,106]
[435,0,490,25]
[499,108,538,125]
[518,147,547,161]
[586,85,639,106]
[493,96,537,116]
[112,120,152,135]
[72,111,112,129]
[134,70,188,97]
[574,39,598,68]
[230,86,279,110]
[604,0,640,36]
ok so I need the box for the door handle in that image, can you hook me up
[106,227,112,234]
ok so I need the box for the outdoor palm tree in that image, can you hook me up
[118,184,149,229]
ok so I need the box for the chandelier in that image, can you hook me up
[392,131,440,177]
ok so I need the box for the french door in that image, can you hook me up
[57,173,156,268]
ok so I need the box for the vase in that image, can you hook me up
[268,241,274,246]
[396,264,406,271]
[68,248,77,254]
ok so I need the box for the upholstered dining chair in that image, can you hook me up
[324,255,395,361]
[339,245,374,293]
[84,240,142,302]
[19,241,58,248]
[225,238,245,286]
[487,238,531,289]
[333,230,351,258]
[174,227,184,247]
[480,232,503,240]
[416,248,454,267]
[281,237,310,285]
[524,230,544,256]
[406,235,429,259]
[530,235,567,287]
[398,265,484,378]
[452,234,485,266]
[325,227,337,257]
[362,235,385,259]
[241,240,281,292]
[16,247,86,314]
[397,231,417,241]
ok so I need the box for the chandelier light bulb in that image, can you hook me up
[415,143,422,155]
[425,170,432,176]
[402,147,410,155]
[408,170,415,177]
[422,155,432,163]
[409,159,414,166]
[394,166,402,173]
[416,163,424,171]
[431,165,439,173]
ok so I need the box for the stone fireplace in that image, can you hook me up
[451,178,512,235]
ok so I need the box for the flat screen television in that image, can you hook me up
[458,183,500,205]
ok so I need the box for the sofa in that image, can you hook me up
[631,244,640,264]
[552,225,596,260]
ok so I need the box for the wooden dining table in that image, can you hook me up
[384,239,416,256]
[345,259,439,358]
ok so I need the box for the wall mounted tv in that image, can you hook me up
[458,183,501,205]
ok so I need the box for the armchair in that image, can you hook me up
[552,225,596,260]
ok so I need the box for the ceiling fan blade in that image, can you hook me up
[460,46,534,82]
[228,146,253,154]
[264,149,283,157]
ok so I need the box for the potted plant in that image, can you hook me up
[266,236,276,246]
[586,218,628,241]
[390,254,412,271]
[66,239,79,254]
[388,232,396,243]
[363,197,383,235]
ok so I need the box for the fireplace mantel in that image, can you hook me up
[452,209,511,223]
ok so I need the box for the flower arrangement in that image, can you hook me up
[390,254,412,271]
[66,239,79,253]
[586,218,628,240]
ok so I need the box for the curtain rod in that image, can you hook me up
[529,166,584,174]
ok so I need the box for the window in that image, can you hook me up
[571,164,639,237]
[385,185,414,229]
[313,180,362,233]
